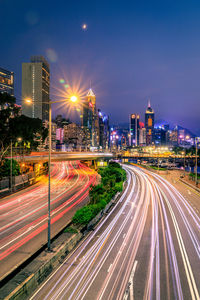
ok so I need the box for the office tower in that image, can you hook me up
[166,126,178,146]
[129,114,140,146]
[139,127,146,146]
[22,56,50,121]
[82,88,99,148]
[0,67,14,95]
[145,100,155,145]
[98,109,110,150]
[154,128,167,145]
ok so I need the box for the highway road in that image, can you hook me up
[0,161,97,282]
[30,164,200,300]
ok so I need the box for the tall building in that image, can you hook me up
[166,127,178,146]
[129,114,140,146]
[22,56,50,121]
[63,123,90,151]
[0,67,14,95]
[154,128,167,145]
[139,127,146,146]
[82,88,99,148]
[145,100,155,145]
[98,109,110,150]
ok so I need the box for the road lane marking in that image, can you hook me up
[129,260,138,300]
[107,263,113,273]
[163,192,200,300]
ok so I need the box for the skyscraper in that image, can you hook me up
[145,100,155,145]
[129,114,140,146]
[22,56,50,121]
[82,88,99,147]
[0,67,14,96]
[98,109,110,150]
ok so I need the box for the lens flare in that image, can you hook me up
[70,95,77,102]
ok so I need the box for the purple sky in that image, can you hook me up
[1,0,200,134]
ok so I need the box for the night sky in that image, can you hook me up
[1,0,200,134]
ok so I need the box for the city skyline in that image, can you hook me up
[1,2,200,299]
[1,0,200,135]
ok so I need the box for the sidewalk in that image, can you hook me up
[160,169,200,193]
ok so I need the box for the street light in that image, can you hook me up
[195,137,199,186]
[17,137,22,158]
[25,95,78,251]
[10,139,13,193]
[182,150,186,177]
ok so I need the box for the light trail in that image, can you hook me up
[29,164,200,300]
[0,161,97,281]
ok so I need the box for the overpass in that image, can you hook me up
[15,152,113,163]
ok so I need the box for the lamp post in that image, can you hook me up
[10,139,12,193]
[182,150,186,177]
[195,137,199,186]
[25,95,78,251]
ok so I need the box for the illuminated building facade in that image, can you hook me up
[0,67,14,95]
[98,109,110,150]
[139,127,146,146]
[145,100,155,145]
[154,128,167,145]
[22,56,50,121]
[82,88,99,148]
[130,114,140,146]
[64,123,90,151]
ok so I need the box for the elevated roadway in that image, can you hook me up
[14,152,113,163]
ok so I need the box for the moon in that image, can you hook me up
[82,23,87,30]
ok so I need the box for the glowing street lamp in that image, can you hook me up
[25,95,78,251]
[25,98,32,104]
[70,95,77,103]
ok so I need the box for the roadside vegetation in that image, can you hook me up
[147,165,167,171]
[72,162,126,225]
[189,172,200,180]
[64,226,78,234]
[0,92,48,166]
[0,158,20,179]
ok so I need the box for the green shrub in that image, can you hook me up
[72,162,126,225]
[72,204,102,225]
[64,226,78,234]
[0,158,20,178]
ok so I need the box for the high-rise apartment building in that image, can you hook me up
[0,67,14,96]
[145,100,155,145]
[22,56,50,121]
[129,114,140,146]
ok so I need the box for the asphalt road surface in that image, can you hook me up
[30,164,200,300]
[0,161,97,282]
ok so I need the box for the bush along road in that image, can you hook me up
[72,162,126,225]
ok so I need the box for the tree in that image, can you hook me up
[0,93,48,165]
[0,159,20,178]
[172,146,184,155]
[10,115,48,151]
[0,93,20,164]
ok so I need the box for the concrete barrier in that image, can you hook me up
[1,232,83,300]
[180,179,200,193]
